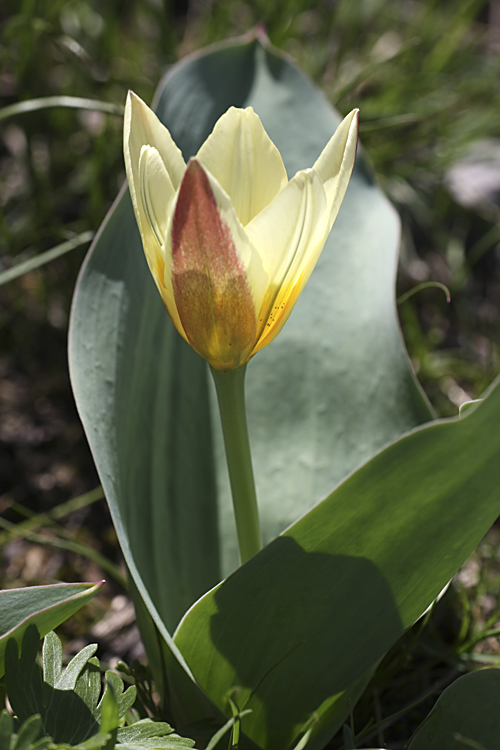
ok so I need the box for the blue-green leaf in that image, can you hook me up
[0,582,103,679]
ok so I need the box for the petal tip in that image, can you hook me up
[184,157,207,180]
[126,89,143,112]
[349,109,360,163]
[346,108,360,139]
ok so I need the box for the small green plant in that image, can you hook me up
[1,626,195,750]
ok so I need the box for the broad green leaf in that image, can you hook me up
[408,670,500,750]
[0,582,103,678]
[174,380,500,750]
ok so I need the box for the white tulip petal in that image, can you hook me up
[124,91,186,195]
[123,92,189,342]
[139,145,175,247]
[313,109,359,231]
[124,92,186,282]
[196,107,288,226]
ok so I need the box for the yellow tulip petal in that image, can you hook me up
[245,169,328,349]
[168,159,268,370]
[313,109,359,231]
[196,107,288,227]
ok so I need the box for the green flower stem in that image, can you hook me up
[210,364,262,564]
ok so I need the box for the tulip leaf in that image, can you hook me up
[174,380,500,750]
[0,581,103,678]
[408,669,500,750]
[69,33,434,743]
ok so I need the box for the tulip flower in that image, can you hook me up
[123,91,359,372]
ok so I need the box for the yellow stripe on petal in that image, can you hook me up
[170,160,262,370]
[246,169,327,348]
[312,109,359,231]
[196,107,288,227]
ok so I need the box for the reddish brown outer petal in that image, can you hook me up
[171,160,257,370]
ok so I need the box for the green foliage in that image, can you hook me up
[408,670,500,750]
[0,709,113,750]
[116,721,195,750]
[2,627,194,750]
[0,583,103,679]
[0,712,53,750]
[175,377,500,749]
[5,625,135,743]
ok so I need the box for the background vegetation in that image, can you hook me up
[1,0,500,747]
